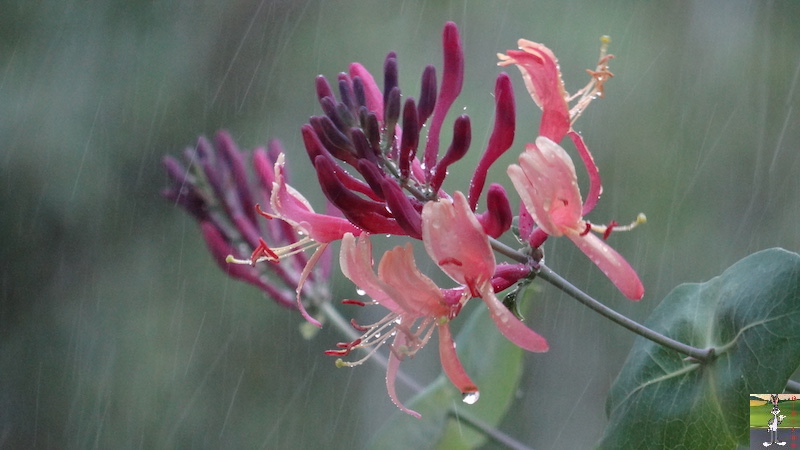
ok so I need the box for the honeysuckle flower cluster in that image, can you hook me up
[163,22,645,418]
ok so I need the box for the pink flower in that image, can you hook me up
[228,153,361,327]
[333,232,471,419]
[422,192,549,352]
[507,137,644,300]
[331,192,548,418]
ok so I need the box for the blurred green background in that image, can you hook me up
[2,0,799,448]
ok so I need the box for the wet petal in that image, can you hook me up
[378,243,448,317]
[422,191,494,286]
[566,232,644,300]
[481,284,549,352]
[437,322,478,397]
[498,40,569,142]
[386,332,421,419]
[509,137,583,235]
[339,233,402,312]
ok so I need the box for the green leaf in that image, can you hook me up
[369,286,534,449]
[598,248,800,449]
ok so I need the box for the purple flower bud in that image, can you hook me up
[399,97,419,179]
[383,52,398,106]
[352,76,366,108]
[381,179,422,239]
[384,86,401,140]
[351,128,379,165]
[216,130,257,225]
[314,156,405,235]
[319,96,347,131]
[338,73,356,113]
[316,75,335,102]
[309,116,356,166]
[468,73,516,210]
[417,65,437,126]
[430,114,470,192]
[356,159,386,199]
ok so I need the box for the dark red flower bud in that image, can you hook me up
[476,183,513,238]
[417,65,437,126]
[399,97,419,180]
[423,21,464,182]
[309,116,357,166]
[314,156,404,235]
[430,114,470,192]
[315,75,334,102]
[337,73,356,113]
[468,72,516,210]
[381,179,422,239]
[383,52,398,105]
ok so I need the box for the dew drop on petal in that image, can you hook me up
[356,288,366,296]
[462,391,480,405]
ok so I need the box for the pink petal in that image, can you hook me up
[498,40,569,142]
[481,284,549,352]
[568,130,602,216]
[293,243,327,328]
[566,232,644,300]
[378,244,449,317]
[509,137,583,235]
[386,332,421,418]
[422,191,495,286]
[437,322,478,396]
[270,154,359,243]
[338,233,402,312]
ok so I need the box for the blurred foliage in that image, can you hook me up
[1,0,799,448]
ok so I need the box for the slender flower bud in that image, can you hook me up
[417,65,437,126]
[383,52,399,106]
[430,114,471,192]
[315,75,334,102]
[468,73,516,210]
[399,97,419,179]
[423,21,464,183]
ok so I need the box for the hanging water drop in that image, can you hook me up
[462,390,480,405]
[356,288,366,296]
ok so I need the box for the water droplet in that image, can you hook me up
[356,288,366,296]
[462,391,480,405]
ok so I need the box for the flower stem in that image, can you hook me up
[318,302,424,393]
[536,264,715,362]
[487,237,714,362]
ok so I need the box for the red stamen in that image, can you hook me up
[249,238,280,264]
[603,221,618,240]
[342,299,367,306]
[324,349,350,356]
[579,222,592,236]
[255,203,276,220]
[350,319,369,332]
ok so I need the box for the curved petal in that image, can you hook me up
[437,322,478,396]
[566,232,644,300]
[271,154,360,243]
[481,283,549,352]
[422,191,495,287]
[498,40,569,142]
[378,243,449,317]
[511,137,583,235]
[339,233,402,312]
[386,332,421,418]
